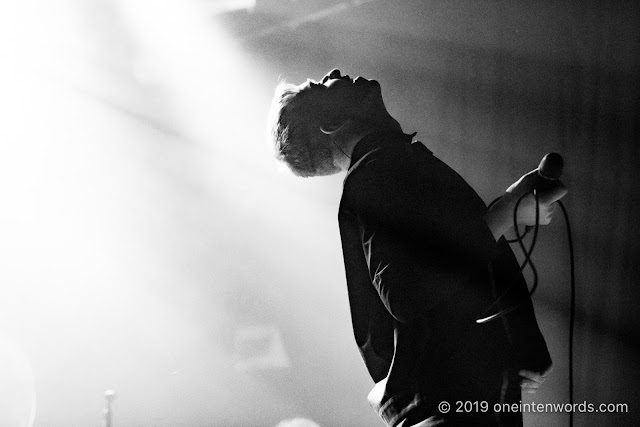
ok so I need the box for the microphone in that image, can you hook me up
[536,152,564,192]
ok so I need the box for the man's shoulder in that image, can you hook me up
[342,145,398,198]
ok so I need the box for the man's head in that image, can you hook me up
[268,69,399,177]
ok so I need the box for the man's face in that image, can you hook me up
[301,69,386,124]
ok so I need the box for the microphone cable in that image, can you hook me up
[482,190,576,427]
[558,198,575,427]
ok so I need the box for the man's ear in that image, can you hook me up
[320,119,351,135]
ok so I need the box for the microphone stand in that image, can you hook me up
[102,389,116,427]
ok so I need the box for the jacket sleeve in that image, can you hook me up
[343,146,499,323]
[493,239,553,372]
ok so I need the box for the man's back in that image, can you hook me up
[338,131,550,426]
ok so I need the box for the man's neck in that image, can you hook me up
[332,116,404,172]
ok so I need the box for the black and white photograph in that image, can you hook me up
[0,0,638,426]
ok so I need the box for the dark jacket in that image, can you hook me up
[338,131,551,426]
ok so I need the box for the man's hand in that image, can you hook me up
[519,366,552,394]
[505,169,568,226]
[484,169,568,240]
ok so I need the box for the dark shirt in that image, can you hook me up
[338,131,551,426]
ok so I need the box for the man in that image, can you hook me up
[269,69,566,426]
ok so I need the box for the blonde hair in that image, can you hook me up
[268,80,339,177]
